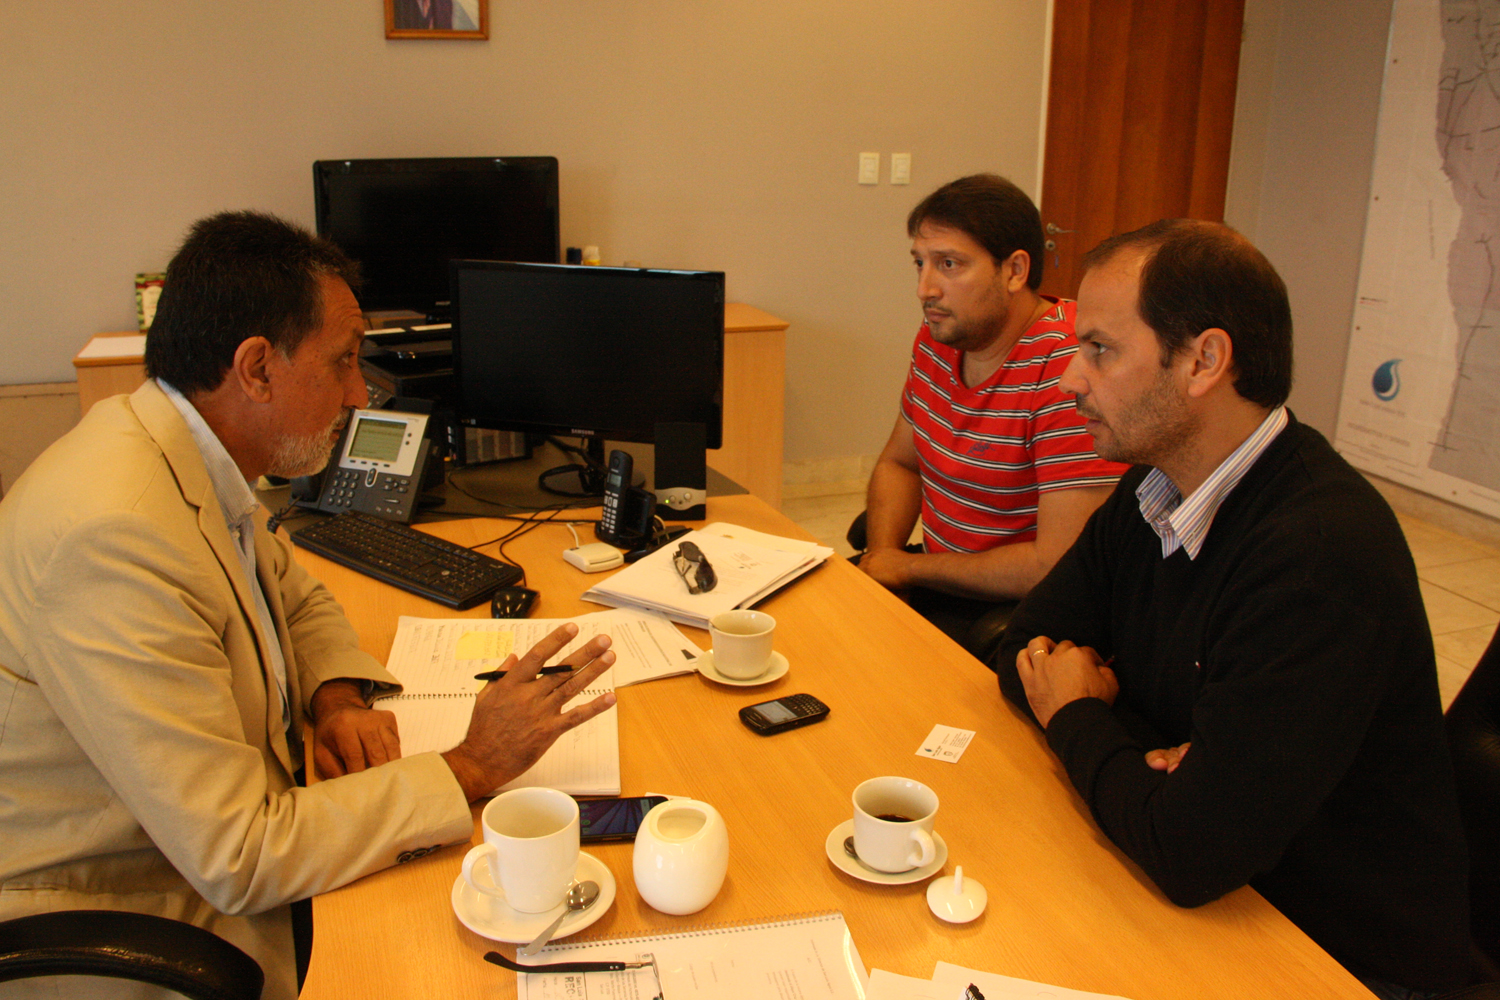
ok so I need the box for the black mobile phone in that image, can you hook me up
[738,693,830,736]
[578,795,668,842]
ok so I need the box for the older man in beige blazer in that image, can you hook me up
[0,212,617,999]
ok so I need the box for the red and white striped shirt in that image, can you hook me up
[900,298,1127,555]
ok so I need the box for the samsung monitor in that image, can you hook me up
[313,157,559,317]
[450,260,724,467]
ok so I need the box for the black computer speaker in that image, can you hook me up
[653,422,707,521]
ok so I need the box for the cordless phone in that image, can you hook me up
[594,449,658,547]
[597,450,632,543]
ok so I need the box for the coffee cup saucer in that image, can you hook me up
[824,819,948,885]
[697,650,789,686]
[451,850,615,943]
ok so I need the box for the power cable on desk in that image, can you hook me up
[465,503,582,589]
[536,437,608,498]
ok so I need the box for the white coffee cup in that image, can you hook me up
[709,609,775,679]
[852,776,938,874]
[460,786,580,913]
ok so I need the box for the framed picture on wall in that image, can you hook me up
[385,0,487,40]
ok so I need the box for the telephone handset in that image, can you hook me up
[594,449,656,546]
[291,408,432,523]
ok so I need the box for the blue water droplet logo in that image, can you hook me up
[1372,359,1401,401]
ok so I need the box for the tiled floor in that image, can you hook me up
[782,489,1500,708]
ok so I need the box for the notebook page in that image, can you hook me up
[384,611,695,694]
[521,911,866,999]
[382,688,620,797]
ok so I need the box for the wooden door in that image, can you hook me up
[1039,0,1245,299]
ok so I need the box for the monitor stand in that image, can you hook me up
[536,438,608,497]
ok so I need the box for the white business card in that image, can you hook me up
[915,724,975,763]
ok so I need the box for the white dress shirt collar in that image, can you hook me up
[1135,406,1289,560]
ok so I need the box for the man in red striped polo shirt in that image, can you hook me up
[859,174,1126,646]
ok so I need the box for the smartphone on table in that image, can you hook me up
[738,693,831,736]
[578,795,668,842]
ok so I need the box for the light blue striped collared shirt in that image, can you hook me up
[156,379,297,754]
[1135,406,1289,560]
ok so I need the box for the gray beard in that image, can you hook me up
[267,410,348,479]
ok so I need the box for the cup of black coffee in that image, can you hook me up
[852,777,938,873]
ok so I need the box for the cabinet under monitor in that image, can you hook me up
[73,303,788,507]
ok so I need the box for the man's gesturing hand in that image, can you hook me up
[1014,637,1119,729]
[442,623,618,802]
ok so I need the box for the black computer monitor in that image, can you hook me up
[449,260,725,468]
[313,157,560,317]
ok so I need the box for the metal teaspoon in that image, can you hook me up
[519,880,599,957]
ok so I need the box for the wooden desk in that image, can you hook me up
[71,333,147,416]
[73,303,789,506]
[294,494,1371,1000]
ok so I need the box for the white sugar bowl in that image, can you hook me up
[632,799,729,914]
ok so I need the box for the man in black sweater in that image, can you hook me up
[994,220,1471,998]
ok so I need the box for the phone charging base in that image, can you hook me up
[564,543,625,573]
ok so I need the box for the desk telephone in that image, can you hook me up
[292,408,433,523]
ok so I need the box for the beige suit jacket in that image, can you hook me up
[0,382,472,999]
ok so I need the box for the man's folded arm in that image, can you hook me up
[1040,592,1390,908]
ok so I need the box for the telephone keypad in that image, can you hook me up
[320,468,416,518]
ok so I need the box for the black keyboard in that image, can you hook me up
[291,511,521,610]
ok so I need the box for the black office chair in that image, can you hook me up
[0,909,263,1000]
[1447,621,1500,982]
[847,510,1017,663]
[1437,985,1500,1000]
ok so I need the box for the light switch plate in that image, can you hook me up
[891,152,911,185]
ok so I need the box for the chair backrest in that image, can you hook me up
[1446,623,1500,974]
[0,909,263,1000]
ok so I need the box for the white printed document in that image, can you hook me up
[927,962,1132,1000]
[384,608,699,691]
[376,609,695,796]
[581,523,834,630]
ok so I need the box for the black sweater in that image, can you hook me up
[995,417,1471,992]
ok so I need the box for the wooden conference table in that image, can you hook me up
[294,492,1371,1000]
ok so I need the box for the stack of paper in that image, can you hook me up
[581,522,835,629]
[375,610,698,796]
[866,962,1132,1000]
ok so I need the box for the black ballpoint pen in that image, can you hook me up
[473,666,575,682]
[483,950,653,974]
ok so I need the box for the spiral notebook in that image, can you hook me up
[517,911,867,999]
[375,616,621,796]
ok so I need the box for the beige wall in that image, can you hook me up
[1226,0,1396,438]
[0,1,1049,473]
[0,385,79,496]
